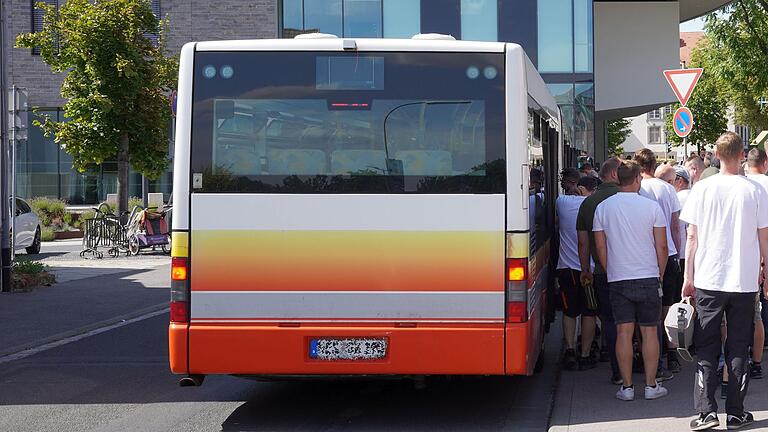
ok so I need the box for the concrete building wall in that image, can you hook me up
[8,0,66,108]
[7,0,279,109]
[593,2,679,119]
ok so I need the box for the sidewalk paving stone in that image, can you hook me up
[549,330,768,432]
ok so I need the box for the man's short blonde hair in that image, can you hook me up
[716,131,743,162]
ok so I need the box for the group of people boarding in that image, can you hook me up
[556,132,768,430]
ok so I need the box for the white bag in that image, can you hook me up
[664,296,696,361]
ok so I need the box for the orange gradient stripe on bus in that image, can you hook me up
[191,230,503,292]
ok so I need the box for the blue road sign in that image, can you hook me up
[673,107,693,138]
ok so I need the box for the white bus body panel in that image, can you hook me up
[172,42,195,231]
[196,38,505,53]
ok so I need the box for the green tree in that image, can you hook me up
[664,38,728,152]
[606,118,631,156]
[16,0,178,213]
[704,0,768,129]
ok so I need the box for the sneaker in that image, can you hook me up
[690,412,720,431]
[656,367,674,382]
[563,349,578,370]
[726,411,754,430]
[721,381,728,400]
[616,385,634,401]
[644,382,668,400]
[578,355,597,371]
[749,362,763,379]
[668,353,681,373]
[611,373,623,385]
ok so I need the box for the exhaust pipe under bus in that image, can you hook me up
[179,374,205,387]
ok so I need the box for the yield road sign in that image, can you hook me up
[673,107,693,138]
[664,68,703,106]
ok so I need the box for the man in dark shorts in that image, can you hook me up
[577,157,622,383]
[594,160,669,401]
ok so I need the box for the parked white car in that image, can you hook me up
[13,198,41,254]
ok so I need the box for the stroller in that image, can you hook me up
[126,205,171,255]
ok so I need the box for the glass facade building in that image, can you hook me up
[280,0,594,164]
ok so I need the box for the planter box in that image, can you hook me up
[54,230,83,240]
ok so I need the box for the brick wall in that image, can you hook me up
[8,0,279,109]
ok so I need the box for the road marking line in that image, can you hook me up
[0,308,169,364]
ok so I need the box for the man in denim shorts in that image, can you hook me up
[593,160,669,401]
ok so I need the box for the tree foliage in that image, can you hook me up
[664,38,728,151]
[16,0,177,211]
[704,0,768,129]
[606,118,631,156]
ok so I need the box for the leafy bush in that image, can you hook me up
[41,226,55,242]
[103,197,144,214]
[13,258,48,275]
[29,197,68,229]
[71,210,96,229]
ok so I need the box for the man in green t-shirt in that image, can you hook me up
[576,157,621,383]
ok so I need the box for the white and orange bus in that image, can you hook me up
[169,35,562,385]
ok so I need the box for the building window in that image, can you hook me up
[31,0,59,55]
[282,0,384,38]
[461,0,497,42]
[573,0,592,72]
[648,109,661,120]
[648,126,661,143]
[383,0,420,38]
[664,105,673,116]
[537,0,573,73]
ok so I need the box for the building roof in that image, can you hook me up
[680,31,705,66]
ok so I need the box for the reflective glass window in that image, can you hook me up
[282,0,304,37]
[344,0,382,37]
[461,0,497,42]
[573,0,592,72]
[191,51,506,194]
[574,83,594,154]
[546,83,574,105]
[537,0,573,73]
[383,0,420,38]
[304,0,343,36]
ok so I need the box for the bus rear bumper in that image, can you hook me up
[180,324,506,375]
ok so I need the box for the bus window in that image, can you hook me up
[190,51,506,194]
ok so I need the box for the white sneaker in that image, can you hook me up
[644,382,668,400]
[616,385,634,401]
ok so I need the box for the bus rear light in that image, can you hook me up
[170,301,189,323]
[507,258,527,281]
[506,258,528,323]
[507,302,527,323]
[171,257,188,280]
[171,257,190,323]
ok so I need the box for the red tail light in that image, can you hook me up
[506,258,528,323]
[171,257,189,323]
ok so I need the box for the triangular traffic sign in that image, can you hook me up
[663,68,703,106]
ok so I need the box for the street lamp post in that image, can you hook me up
[0,0,11,292]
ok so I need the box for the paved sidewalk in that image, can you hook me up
[0,266,169,358]
[549,336,768,431]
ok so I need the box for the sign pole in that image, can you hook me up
[684,136,688,160]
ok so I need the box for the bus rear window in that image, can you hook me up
[190,51,505,193]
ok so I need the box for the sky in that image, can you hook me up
[680,17,706,32]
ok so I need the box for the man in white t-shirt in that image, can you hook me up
[635,148,682,377]
[682,133,768,431]
[556,168,598,371]
[673,165,691,305]
[743,148,768,380]
[593,160,669,402]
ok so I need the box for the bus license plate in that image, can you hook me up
[309,338,388,361]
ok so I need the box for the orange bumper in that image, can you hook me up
[175,324,505,375]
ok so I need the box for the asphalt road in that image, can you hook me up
[0,312,561,432]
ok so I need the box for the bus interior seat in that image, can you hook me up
[215,145,261,175]
[267,148,327,175]
[330,150,387,175]
[394,150,453,176]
